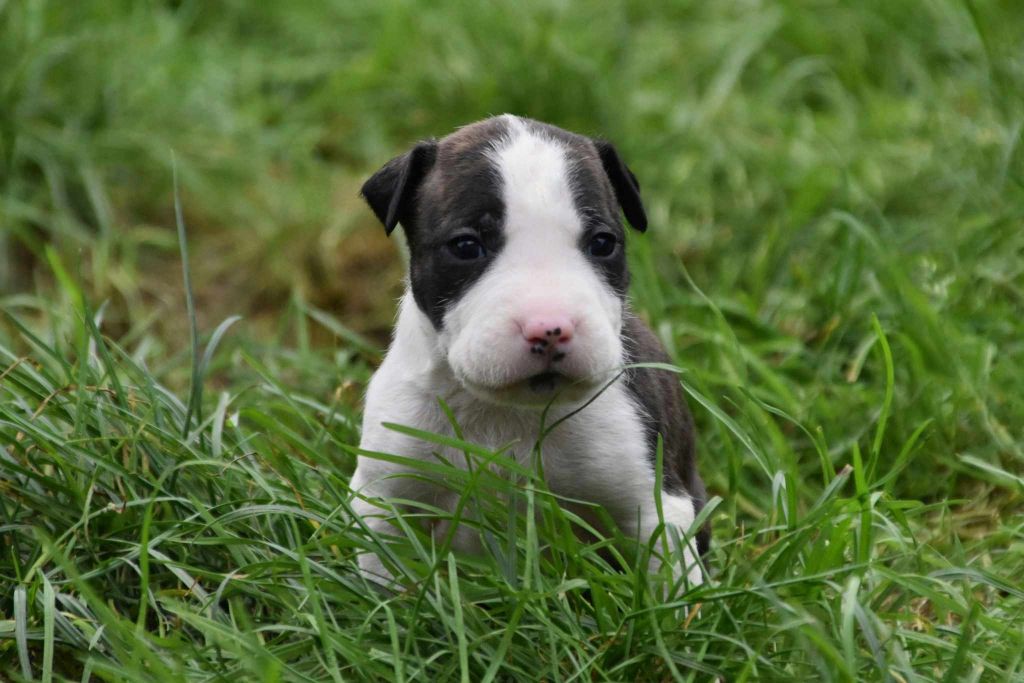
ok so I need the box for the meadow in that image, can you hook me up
[1,1,1023,680]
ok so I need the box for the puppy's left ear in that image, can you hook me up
[360,140,438,236]
[595,140,647,232]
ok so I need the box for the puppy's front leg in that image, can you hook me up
[349,463,442,586]
[612,493,704,590]
[348,467,402,585]
[349,455,480,586]
[652,493,705,589]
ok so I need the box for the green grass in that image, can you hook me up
[2,0,1024,680]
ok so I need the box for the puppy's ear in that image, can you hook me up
[360,140,438,235]
[595,140,647,232]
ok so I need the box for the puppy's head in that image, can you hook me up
[361,115,647,406]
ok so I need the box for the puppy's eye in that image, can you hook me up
[448,235,487,260]
[587,232,617,258]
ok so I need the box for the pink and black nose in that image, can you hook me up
[521,316,574,361]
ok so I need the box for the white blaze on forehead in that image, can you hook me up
[489,116,582,249]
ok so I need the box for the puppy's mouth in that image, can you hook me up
[457,369,594,407]
[527,371,563,393]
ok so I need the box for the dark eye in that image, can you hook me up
[587,232,617,258]
[448,235,487,260]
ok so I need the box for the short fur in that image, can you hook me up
[352,115,709,587]
[622,313,711,555]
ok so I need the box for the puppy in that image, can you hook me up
[351,115,709,587]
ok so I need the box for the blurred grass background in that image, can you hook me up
[5,0,1023,497]
[6,0,1019,345]
[2,0,1024,679]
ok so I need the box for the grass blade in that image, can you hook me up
[14,584,32,681]
[174,155,203,438]
[41,576,54,683]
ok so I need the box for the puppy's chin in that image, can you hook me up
[456,371,599,409]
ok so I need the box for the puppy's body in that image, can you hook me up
[352,115,709,586]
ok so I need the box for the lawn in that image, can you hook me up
[1,1,1023,680]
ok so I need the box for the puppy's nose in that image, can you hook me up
[521,317,574,355]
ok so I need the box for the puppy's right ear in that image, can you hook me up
[360,140,438,235]
[594,140,647,232]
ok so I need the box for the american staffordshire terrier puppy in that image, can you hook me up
[351,115,709,587]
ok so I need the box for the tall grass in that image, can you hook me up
[2,0,1023,680]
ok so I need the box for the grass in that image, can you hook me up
[2,0,1024,680]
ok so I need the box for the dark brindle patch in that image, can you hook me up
[362,118,511,328]
[622,313,711,556]
[408,119,510,327]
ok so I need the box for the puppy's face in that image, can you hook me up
[362,115,648,406]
